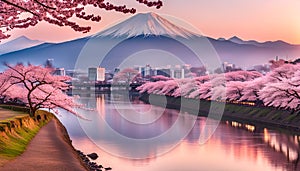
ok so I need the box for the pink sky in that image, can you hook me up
[3,0,300,44]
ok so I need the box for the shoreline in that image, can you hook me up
[140,93,300,134]
[53,116,90,170]
[0,116,89,170]
[0,107,110,171]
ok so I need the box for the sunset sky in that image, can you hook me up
[3,0,300,44]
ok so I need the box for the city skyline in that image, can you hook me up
[1,0,299,44]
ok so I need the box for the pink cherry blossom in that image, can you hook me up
[0,0,163,41]
[137,65,300,112]
[0,63,82,117]
[259,64,300,111]
[226,81,246,101]
[113,68,140,84]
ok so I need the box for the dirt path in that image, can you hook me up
[1,118,87,171]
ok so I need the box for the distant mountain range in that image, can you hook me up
[0,12,299,71]
[222,36,295,49]
[0,36,43,55]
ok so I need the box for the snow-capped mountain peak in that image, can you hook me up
[93,12,199,38]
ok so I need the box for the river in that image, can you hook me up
[58,93,300,171]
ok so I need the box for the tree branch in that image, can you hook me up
[0,0,38,16]
[33,0,56,10]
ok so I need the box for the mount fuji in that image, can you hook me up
[0,12,299,71]
[94,12,197,38]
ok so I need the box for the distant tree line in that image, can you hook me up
[137,62,300,113]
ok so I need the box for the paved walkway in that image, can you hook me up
[1,118,87,171]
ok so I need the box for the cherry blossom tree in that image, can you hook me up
[0,0,163,40]
[171,76,211,98]
[240,77,267,103]
[194,75,210,83]
[144,81,166,94]
[269,59,286,70]
[185,75,225,100]
[267,63,297,81]
[137,79,178,95]
[240,64,297,104]
[172,78,196,97]
[113,68,140,85]
[197,81,212,100]
[259,66,300,111]
[150,75,172,82]
[208,71,261,101]
[137,63,300,112]
[0,72,11,95]
[192,71,260,101]
[0,64,81,117]
[226,81,246,101]
[156,80,178,95]
[137,81,159,94]
[225,70,262,82]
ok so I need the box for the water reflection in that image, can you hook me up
[74,94,198,159]
[58,94,300,171]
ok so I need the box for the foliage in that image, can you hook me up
[137,65,300,111]
[0,64,81,116]
[0,110,51,159]
[0,0,163,40]
[259,68,300,111]
[113,68,140,85]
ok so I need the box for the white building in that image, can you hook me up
[88,67,105,81]
[53,68,65,76]
[172,68,185,79]
[144,64,151,76]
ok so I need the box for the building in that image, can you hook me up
[45,59,54,68]
[253,64,270,74]
[172,68,185,79]
[222,61,241,72]
[157,68,171,77]
[135,64,154,77]
[144,64,151,76]
[88,67,105,81]
[53,68,65,76]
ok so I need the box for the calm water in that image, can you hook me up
[58,94,300,171]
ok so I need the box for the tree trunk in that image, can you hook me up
[29,107,36,117]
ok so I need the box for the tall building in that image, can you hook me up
[53,68,65,76]
[45,59,54,68]
[144,64,151,76]
[88,67,105,81]
[157,69,171,77]
[172,68,185,79]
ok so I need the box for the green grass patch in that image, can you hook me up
[0,126,40,158]
[285,114,299,122]
[256,110,269,118]
[0,108,52,160]
[0,119,49,159]
[270,112,282,121]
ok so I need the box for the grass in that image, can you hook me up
[0,108,52,161]
[150,94,300,127]
[285,114,298,122]
[0,126,40,158]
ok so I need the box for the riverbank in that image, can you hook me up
[140,93,300,133]
[0,109,52,165]
[0,115,88,170]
